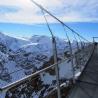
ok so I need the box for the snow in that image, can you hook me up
[0,51,8,62]
[4,61,17,73]
[40,72,56,85]
[11,70,25,83]
[21,43,39,48]
[75,72,81,79]
[59,60,73,79]
[0,32,91,98]
[0,92,6,98]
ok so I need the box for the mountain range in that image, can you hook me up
[0,32,79,98]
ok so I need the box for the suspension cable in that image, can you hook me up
[62,24,71,46]
[41,10,54,38]
[74,33,83,49]
[31,0,90,43]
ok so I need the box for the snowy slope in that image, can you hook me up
[0,32,85,98]
[0,33,66,83]
[0,32,30,51]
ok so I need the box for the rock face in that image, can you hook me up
[0,33,77,98]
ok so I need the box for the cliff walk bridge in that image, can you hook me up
[0,0,98,98]
[66,42,98,98]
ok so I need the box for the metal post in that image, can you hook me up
[62,25,75,83]
[41,9,61,98]
[73,32,79,51]
[93,37,95,43]
[68,41,75,83]
[52,37,61,98]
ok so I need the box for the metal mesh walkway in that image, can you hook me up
[67,44,98,98]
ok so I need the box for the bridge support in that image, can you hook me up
[69,41,75,83]
[52,37,61,98]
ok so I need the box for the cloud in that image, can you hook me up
[0,5,20,14]
[0,0,98,24]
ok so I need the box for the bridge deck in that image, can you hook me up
[67,44,98,98]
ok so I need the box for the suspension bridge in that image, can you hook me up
[0,0,97,98]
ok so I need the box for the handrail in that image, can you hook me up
[0,57,70,91]
[0,44,93,91]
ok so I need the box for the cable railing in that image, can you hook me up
[0,42,94,98]
[0,1,95,98]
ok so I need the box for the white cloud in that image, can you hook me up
[0,0,98,24]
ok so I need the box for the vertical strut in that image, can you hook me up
[41,9,61,98]
[72,32,79,51]
[62,24,75,83]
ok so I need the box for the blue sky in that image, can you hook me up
[0,22,98,41]
[0,0,98,41]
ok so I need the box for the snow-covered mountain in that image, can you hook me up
[0,32,81,98]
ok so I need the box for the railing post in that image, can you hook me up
[41,8,61,98]
[93,37,95,43]
[68,41,75,83]
[76,41,79,51]
[52,37,61,98]
[62,25,75,84]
